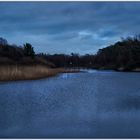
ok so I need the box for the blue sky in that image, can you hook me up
[0,2,140,54]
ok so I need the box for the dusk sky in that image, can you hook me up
[0,2,140,54]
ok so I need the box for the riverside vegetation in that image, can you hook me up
[40,35,140,71]
[0,35,140,81]
[0,38,79,81]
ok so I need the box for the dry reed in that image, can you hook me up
[0,65,80,81]
[0,65,64,81]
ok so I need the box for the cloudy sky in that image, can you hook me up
[0,2,140,54]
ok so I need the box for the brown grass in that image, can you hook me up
[0,65,62,81]
[0,65,80,81]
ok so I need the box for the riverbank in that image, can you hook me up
[115,67,140,72]
[0,64,139,82]
[0,65,80,81]
[94,66,140,72]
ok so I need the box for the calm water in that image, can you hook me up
[0,70,140,138]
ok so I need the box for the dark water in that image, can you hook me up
[0,70,140,138]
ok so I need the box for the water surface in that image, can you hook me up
[0,70,140,138]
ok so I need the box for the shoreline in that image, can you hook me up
[0,65,139,82]
[0,65,81,82]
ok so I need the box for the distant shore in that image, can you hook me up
[115,67,140,72]
[0,65,80,82]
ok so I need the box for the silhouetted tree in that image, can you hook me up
[23,43,35,58]
[0,37,8,46]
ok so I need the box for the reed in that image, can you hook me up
[0,65,65,81]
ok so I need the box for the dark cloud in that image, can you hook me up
[0,2,140,54]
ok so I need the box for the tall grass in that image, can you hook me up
[0,65,64,81]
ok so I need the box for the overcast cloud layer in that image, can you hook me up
[0,2,140,54]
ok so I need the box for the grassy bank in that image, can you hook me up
[0,65,81,81]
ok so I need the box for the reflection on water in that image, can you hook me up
[0,70,140,138]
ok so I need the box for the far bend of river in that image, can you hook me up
[0,70,140,138]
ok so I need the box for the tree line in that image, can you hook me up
[0,38,35,60]
[0,35,140,71]
[37,35,140,71]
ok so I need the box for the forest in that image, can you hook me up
[38,35,140,71]
[0,35,140,71]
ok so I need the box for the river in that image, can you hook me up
[0,70,140,138]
